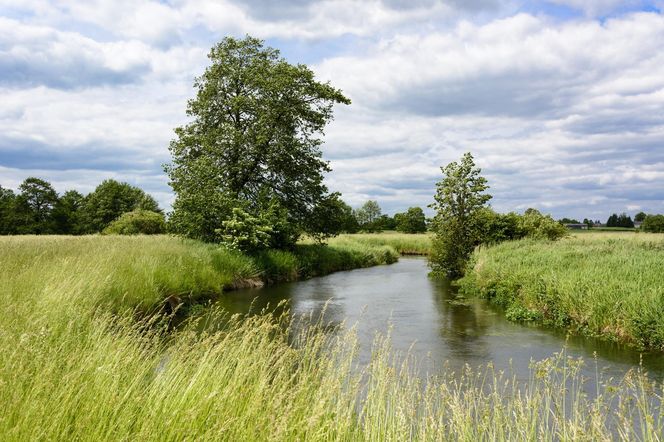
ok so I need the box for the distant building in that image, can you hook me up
[634,221,642,229]
[565,223,588,230]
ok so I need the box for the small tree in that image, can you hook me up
[429,152,491,278]
[635,211,647,222]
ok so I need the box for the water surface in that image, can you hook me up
[216,257,664,382]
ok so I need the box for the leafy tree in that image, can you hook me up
[165,36,350,246]
[82,179,161,232]
[395,207,427,233]
[103,210,166,235]
[0,185,18,234]
[635,211,647,222]
[216,208,273,252]
[606,213,618,227]
[307,194,359,238]
[354,200,382,231]
[642,214,664,233]
[15,177,59,234]
[52,190,85,234]
[429,152,491,278]
[558,217,580,224]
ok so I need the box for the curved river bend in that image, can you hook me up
[216,257,664,382]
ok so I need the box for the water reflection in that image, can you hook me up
[216,257,664,383]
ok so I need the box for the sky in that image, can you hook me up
[1,0,664,220]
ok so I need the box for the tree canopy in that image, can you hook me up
[165,36,351,246]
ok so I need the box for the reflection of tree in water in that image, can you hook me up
[430,277,492,363]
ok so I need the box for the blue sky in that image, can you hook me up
[1,0,664,220]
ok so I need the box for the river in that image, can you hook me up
[215,257,664,383]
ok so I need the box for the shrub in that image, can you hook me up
[102,210,166,235]
[216,208,273,253]
[642,214,664,233]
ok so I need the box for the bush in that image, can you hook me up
[216,208,273,253]
[642,214,664,233]
[102,210,166,235]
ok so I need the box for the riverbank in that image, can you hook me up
[459,232,664,350]
[0,235,399,315]
[324,232,432,255]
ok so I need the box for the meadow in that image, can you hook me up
[459,232,664,350]
[325,232,432,255]
[1,234,662,440]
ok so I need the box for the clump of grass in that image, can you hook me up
[326,232,432,255]
[459,232,664,350]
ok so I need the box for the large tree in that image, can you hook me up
[165,36,350,244]
[0,185,18,234]
[429,152,492,278]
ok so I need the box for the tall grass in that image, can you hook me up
[327,232,432,255]
[459,232,664,350]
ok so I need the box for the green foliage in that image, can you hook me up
[82,179,161,232]
[15,177,59,234]
[306,193,359,238]
[52,190,85,234]
[558,217,580,224]
[0,185,18,234]
[519,208,568,240]
[634,211,647,222]
[103,210,167,235]
[354,200,383,232]
[606,212,634,228]
[165,36,350,245]
[459,232,664,349]
[642,214,664,233]
[216,207,273,252]
[429,152,492,278]
[394,207,427,233]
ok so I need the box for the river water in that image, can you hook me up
[216,257,664,383]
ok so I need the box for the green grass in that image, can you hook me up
[459,232,664,350]
[326,232,432,255]
[2,234,663,440]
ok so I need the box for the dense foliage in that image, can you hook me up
[166,36,350,248]
[0,178,162,235]
[642,214,664,233]
[394,207,427,233]
[102,210,167,235]
[606,212,634,228]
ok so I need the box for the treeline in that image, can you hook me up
[0,177,164,235]
[350,200,428,233]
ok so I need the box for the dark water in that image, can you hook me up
[216,257,664,383]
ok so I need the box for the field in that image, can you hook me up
[1,234,662,440]
[326,232,432,255]
[459,232,664,349]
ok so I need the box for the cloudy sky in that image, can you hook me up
[1,0,664,219]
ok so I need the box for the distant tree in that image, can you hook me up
[355,200,382,231]
[306,194,359,239]
[374,214,397,231]
[165,36,350,246]
[81,179,161,232]
[0,185,18,234]
[616,212,634,228]
[642,214,664,233]
[52,190,85,234]
[15,177,59,234]
[582,218,593,228]
[558,217,580,224]
[520,208,567,240]
[429,152,491,278]
[395,207,427,233]
[606,213,619,227]
[635,211,647,222]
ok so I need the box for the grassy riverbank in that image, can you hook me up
[459,232,664,350]
[326,232,432,255]
[0,235,398,314]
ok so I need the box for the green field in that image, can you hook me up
[1,234,662,440]
[325,232,432,255]
[459,232,664,349]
